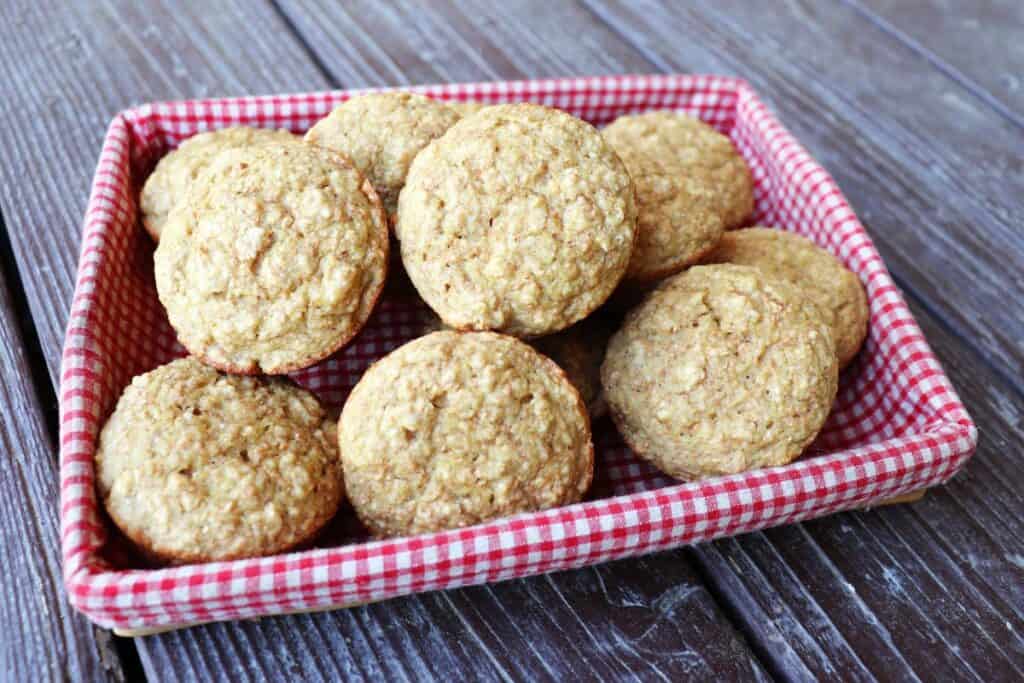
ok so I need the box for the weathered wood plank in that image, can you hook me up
[273,2,1024,680]
[585,0,1024,388]
[0,232,122,681]
[855,0,1024,117]
[277,0,653,86]
[138,553,769,682]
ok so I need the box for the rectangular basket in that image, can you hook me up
[59,74,977,633]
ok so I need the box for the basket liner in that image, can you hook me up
[59,74,976,630]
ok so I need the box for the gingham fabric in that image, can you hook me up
[59,74,977,630]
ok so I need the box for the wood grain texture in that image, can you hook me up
[276,0,653,86]
[274,2,1024,681]
[0,237,122,681]
[855,0,1024,118]
[139,553,768,682]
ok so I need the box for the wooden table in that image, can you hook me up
[1,1,1021,680]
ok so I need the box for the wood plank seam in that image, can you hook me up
[0,209,132,681]
[0,212,59,440]
[842,0,1024,131]
[679,545,793,682]
[266,0,344,89]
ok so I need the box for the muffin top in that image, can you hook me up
[95,358,343,564]
[602,264,837,480]
[603,112,753,280]
[305,92,460,218]
[339,331,594,537]
[702,227,869,368]
[417,308,614,419]
[155,142,388,374]
[397,103,637,337]
[140,126,301,240]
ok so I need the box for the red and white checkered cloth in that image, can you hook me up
[59,74,977,631]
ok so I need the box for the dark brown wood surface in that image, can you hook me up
[0,244,123,681]
[0,1,1020,681]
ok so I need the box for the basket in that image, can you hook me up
[59,74,976,633]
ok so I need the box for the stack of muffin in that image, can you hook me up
[97,92,868,565]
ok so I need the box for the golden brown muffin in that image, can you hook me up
[602,264,837,480]
[701,227,869,368]
[305,92,460,219]
[603,112,754,281]
[397,103,638,337]
[154,143,388,375]
[140,126,301,241]
[339,331,594,537]
[95,358,343,564]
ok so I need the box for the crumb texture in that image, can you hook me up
[154,143,388,374]
[339,331,594,537]
[603,112,753,280]
[702,227,869,367]
[397,103,637,337]
[602,264,837,480]
[305,92,460,216]
[95,358,343,564]
[140,126,300,240]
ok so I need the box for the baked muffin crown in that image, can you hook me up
[397,103,638,337]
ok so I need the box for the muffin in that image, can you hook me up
[603,112,754,281]
[305,91,460,220]
[701,227,869,368]
[602,264,837,480]
[397,103,638,337]
[140,126,301,240]
[95,358,343,564]
[339,331,594,537]
[154,143,388,374]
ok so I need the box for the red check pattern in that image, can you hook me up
[60,74,977,630]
